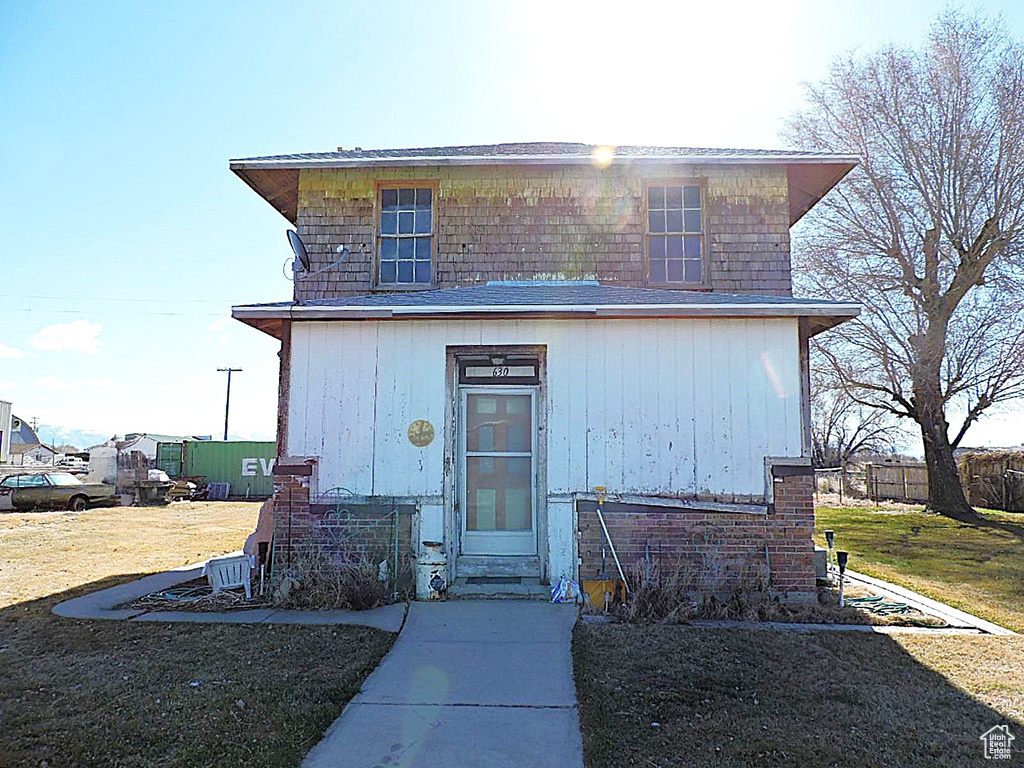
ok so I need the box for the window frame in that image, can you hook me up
[643,179,710,290]
[46,472,83,486]
[373,179,439,290]
[3,474,49,488]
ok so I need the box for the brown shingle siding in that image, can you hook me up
[294,164,793,302]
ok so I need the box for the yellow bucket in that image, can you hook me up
[582,579,624,610]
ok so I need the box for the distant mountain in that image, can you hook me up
[34,424,114,451]
[29,424,275,450]
[22,423,275,451]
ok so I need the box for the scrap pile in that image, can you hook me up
[128,579,266,612]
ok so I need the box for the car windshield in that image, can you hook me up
[45,473,83,486]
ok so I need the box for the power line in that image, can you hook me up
[6,308,228,317]
[0,294,238,304]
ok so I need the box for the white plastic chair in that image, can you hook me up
[204,554,252,599]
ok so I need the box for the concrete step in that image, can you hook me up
[448,577,550,600]
[456,556,541,578]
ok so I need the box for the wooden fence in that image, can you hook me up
[857,454,1024,511]
[864,462,930,504]
[959,452,1024,513]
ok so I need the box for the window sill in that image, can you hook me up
[370,283,437,292]
[644,282,713,292]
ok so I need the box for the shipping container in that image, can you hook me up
[0,400,11,465]
[155,441,183,477]
[182,440,276,498]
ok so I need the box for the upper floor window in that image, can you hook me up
[647,184,704,285]
[378,186,433,286]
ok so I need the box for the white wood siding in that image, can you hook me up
[287,318,802,499]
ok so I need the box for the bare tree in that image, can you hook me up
[810,366,902,469]
[788,10,1024,521]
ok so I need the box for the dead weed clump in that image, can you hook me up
[617,555,871,625]
[618,554,761,623]
[274,551,391,611]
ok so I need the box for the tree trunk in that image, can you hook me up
[911,339,981,522]
[917,405,979,522]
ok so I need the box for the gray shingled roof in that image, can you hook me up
[280,282,850,308]
[232,282,860,338]
[231,142,856,166]
[235,282,858,311]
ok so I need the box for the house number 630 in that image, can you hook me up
[492,366,510,377]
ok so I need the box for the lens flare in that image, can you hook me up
[760,351,789,399]
[590,145,615,169]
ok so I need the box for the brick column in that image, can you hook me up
[766,468,816,602]
[270,457,317,578]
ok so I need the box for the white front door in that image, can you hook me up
[459,387,538,556]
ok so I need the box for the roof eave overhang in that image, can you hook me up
[229,153,861,170]
[787,161,858,225]
[229,154,860,227]
[232,167,300,223]
[232,303,860,339]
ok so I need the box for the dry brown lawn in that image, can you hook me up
[0,501,258,607]
[575,625,1024,767]
[0,501,396,768]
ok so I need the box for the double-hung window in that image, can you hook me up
[378,186,434,286]
[647,184,704,285]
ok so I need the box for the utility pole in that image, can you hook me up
[217,368,242,441]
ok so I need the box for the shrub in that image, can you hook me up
[615,553,872,625]
[273,550,391,610]
[618,552,769,624]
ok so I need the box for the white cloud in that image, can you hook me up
[0,381,20,391]
[0,342,25,359]
[35,376,123,391]
[32,320,103,354]
[207,316,235,345]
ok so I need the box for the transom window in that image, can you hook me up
[647,184,703,284]
[379,187,433,285]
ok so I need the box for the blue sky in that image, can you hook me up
[1,0,1021,448]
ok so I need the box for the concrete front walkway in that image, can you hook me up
[302,601,584,768]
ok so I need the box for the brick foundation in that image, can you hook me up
[270,458,414,589]
[578,474,816,602]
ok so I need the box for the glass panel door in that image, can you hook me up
[460,389,537,556]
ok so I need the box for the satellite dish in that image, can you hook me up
[287,229,310,272]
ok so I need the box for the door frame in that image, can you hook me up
[458,386,539,556]
[444,345,548,580]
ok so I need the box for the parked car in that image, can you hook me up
[54,457,89,474]
[0,472,116,511]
